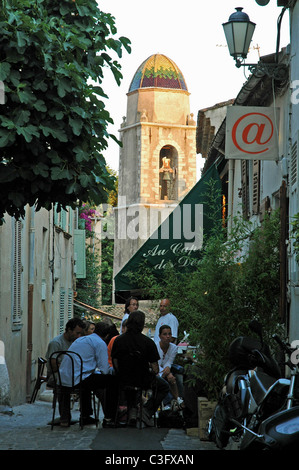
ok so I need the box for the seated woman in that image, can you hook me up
[82,319,96,335]
[107,320,127,368]
[155,325,183,409]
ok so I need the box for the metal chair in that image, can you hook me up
[115,384,144,429]
[49,350,99,430]
[30,357,47,403]
[114,350,158,429]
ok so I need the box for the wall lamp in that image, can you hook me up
[222,7,288,80]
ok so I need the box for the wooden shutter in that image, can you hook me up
[290,138,298,191]
[61,209,67,232]
[13,220,22,325]
[67,208,73,234]
[241,160,249,219]
[74,229,86,278]
[67,288,73,320]
[59,289,65,333]
[252,160,260,215]
[54,203,60,226]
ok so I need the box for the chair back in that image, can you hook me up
[117,349,152,389]
[29,357,48,403]
[36,357,47,384]
[49,350,83,389]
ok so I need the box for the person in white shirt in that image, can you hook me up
[58,322,118,427]
[155,325,180,405]
[153,298,179,344]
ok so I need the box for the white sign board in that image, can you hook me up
[225,106,280,160]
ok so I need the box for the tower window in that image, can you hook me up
[159,145,178,200]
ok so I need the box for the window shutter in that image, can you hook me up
[59,289,65,334]
[290,138,298,192]
[67,288,73,320]
[12,220,23,326]
[74,229,86,278]
[241,160,249,219]
[68,209,73,234]
[252,160,260,215]
[61,209,67,231]
[54,203,60,226]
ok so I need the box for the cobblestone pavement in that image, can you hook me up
[0,398,217,452]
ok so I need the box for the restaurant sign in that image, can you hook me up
[114,163,222,294]
[225,106,280,160]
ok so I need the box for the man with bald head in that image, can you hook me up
[153,298,179,344]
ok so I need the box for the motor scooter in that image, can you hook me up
[208,320,299,450]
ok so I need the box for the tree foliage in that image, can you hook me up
[0,0,131,221]
[128,183,283,399]
[75,246,102,313]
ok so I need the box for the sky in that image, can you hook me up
[97,0,290,175]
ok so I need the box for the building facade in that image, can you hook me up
[0,205,85,406]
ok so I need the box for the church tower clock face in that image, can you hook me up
[113,54,197,281]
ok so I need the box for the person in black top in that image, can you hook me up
[112,310,169,426]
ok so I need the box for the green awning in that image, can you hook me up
[114,162,221,299]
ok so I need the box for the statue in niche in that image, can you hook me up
[159,156,176,200]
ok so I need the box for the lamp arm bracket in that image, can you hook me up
[235,58,288,80]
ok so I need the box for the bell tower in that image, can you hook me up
[113,54,197,288]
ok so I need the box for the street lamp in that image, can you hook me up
[222,7,256,64]
[222,7,288,80]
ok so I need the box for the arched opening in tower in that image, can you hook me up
[159,145,178,201]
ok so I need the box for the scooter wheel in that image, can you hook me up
[212,404,230,449]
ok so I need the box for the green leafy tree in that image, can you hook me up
[75,247,102,313]
[290,212,299,263]
[128,185,282,399]
[100,169,118,304]
[0,0,131,221]
[240,210,281,338]
[100,237,114,305]
[75,169,118,308]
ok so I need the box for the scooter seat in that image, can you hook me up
[249,369,279,405]
[225,369,248,394]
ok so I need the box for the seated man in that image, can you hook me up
[155,325,184,409]
[111,310,169,427]
[58,322,118,427]
[45,317,85,388]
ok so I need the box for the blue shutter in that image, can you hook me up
[74,229,86,278]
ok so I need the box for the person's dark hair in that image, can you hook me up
[94,321,112,339]
[126,310,145,333]
[124,296,139,313]
[82,319,95,332]
[65,317,85,332]
[105,323,119,344]
[159,324,171,335]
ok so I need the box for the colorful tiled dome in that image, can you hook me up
[128,54,188,93]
